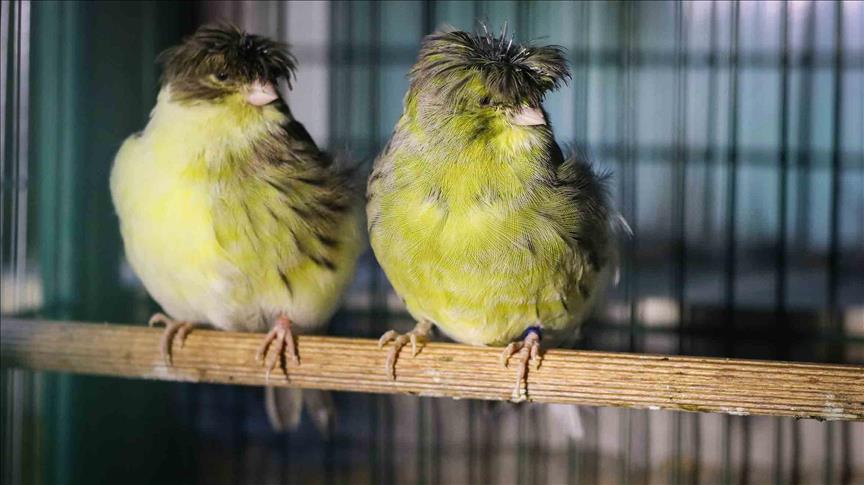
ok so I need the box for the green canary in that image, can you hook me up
[367,27,623,399]
[110,24,364,429]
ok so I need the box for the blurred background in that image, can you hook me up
[2,0,862,484]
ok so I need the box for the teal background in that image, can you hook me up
[23,1,197,483]
[2,0,862,484]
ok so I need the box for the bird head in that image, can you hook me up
[157,23,296,107]
[407,25,569,131]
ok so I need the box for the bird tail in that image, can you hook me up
[264,387,336,435]
[546,403,585,443]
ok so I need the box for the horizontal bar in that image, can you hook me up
[1,319,861,421]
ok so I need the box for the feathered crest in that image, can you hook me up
[158,22,297,87]
[410,23,570,106]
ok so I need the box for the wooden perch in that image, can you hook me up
[1,318,862,421]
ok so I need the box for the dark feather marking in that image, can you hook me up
[368,170,383,185]
[239,200,261,250]
[426,187,443,203]
[556,153,615,273]
[292,233,335,271]
[294,235,314,260]
[277,268,293,296]
[290,205,310,219]
[281,120,319,150]
[294,176,325,187]
[524,236,537,256]
[368,213,381,231]
[316,233,340,248]
[265,178,290,196]
[265,205,279,221]
[311,256,337,271]
[320,199,348,214]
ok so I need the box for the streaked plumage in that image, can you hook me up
[368,27,622,398]
[111,24,363,429]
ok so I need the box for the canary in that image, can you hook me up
[367,27,622,399]
[110,24,363,428]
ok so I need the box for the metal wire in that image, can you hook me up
[1,0,862,484]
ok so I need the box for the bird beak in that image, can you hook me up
[246,80,278,106]
[510,106,546,126]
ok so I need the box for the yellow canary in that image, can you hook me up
[367,28,623,399]
[110,24,364,429]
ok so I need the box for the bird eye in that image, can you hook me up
[479,96,491,106]
[215,72,229,82]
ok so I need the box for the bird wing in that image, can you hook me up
[208,117,363,327]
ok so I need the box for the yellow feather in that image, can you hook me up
[369,120,600,346]
[111,89,363,332]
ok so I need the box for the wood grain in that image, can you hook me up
[1,318,862,420]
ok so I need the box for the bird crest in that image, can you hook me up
[409,23,570,107]
[157,23,297,101]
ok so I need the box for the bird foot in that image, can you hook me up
[500,327,542,402]
[256,316,298,382]
[377,320,432,380]
[148,313,199,366]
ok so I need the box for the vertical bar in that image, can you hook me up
[230,386,244,484]
[775,0,791,363]
[840,422,851,485]
[517,404,527,485]
[515,0,528,39]
[700,3,720,481]
[327,1,342,150]
[774,3,791,484]
[740,418,751,485]
[619,0,638,358]
[701,1,718,245]
[722,415,733,485]
[0,0,10,283]
[672,3,688,483]
[467,400,477,485]
[574,0,588,471]
[17,0,31,313]
[827,0,844,358]
[794,1,816,251]
[621,3,638,482]
[692,413,702,485]
[572,0,590,146]
[0,0,9,172]
[422,0,434,34]
[569,5,592,480]
[673,0,688,358]
[723,0,740,358]
[1,4,18,484]
[417,400,427,485]
[473,0,483,27]
[825,2,845,484]
[722,2,742,484]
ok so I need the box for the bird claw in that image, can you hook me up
[377,330,398,349]
[378,320,432,380]
[499,328,542,401]
[256,316,298,383]
[148,313,198,366]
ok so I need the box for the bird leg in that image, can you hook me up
[499,326,543,401]
[377,319,432,380]
[256,315,298,382]
[148,312,200,366]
